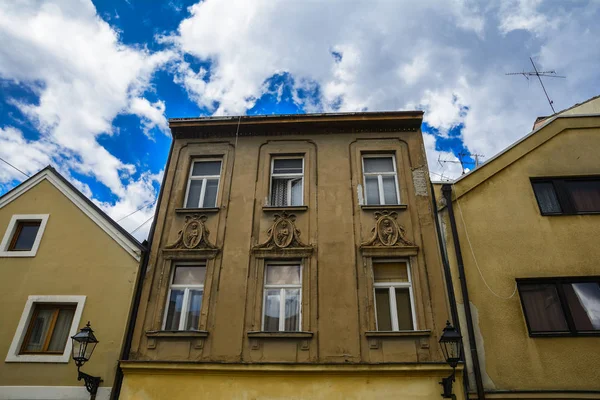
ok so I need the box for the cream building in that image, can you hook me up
[435,97,600,399]
[0,167,144,400]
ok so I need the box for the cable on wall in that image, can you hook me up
[455,190,518,300]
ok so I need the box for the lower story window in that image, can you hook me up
[164,263,206,331]
[263,263,302,332]
[20,304,75,354]
[373,260,415,331]
[518,278,600,336]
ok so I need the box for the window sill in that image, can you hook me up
[528,332,600,338]
[146,330,209,338]
[0,251,37,258]
[262,206,308,212]
[361,204,408,211]
[247,331,313,339]
[365,330,431,338]
[175,207,220,214]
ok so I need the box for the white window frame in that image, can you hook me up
[0,214,49,257]
[373,259,417,331]
[262,261,303,332]
[269,157,304,207]
[5,295,86,363]
[162,262,206,331]
[362,155,401,205]
[183,159,222,209]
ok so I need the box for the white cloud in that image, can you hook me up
[171,0,600,179]
[0,0,173,239]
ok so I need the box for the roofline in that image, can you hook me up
[0,166,145,254]
[168,110,424,126]
[452,112,600,186]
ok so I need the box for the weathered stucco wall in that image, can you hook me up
[441,122,600,393]
[0,180,140,389]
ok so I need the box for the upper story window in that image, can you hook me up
[20,304,75,354]
[532,177,600,215]
[164,263,206,331]
[362,155,400,205]
[263,263,302,332]
[0,214,49,257]
[373,260,415,331]
[185,160,222,208]
[518,278,600,336]
[270,158,304,207]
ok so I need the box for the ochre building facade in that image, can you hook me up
[120,112,464,399]
[435,100,600,399]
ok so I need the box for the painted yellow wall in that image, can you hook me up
[121,363,465,400]
[439,119,600,393]
[0,179,140,388]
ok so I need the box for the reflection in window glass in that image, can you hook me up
[263,264,302,332]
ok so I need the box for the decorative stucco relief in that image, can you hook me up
[166,214,217,250]
[254,212,310,250]
[361,211,415,247]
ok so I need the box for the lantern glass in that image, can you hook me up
[439,321,462,369]
[71,322,98,367]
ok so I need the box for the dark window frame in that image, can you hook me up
[531,176,600,216]
[8,220,41,251]
[517,276,600,337]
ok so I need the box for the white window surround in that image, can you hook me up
[373,260,417,331]
[5,295,86,363]
[183,158,222,208]
[0,214,49,257]
[362,155,401,205]
[269,157,304,207]
[262,262,303,332]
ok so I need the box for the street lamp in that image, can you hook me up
[439,321,462,399]
[71,322,102,399]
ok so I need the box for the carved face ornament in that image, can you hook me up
[377,216,399,246]
[273,219,293,248]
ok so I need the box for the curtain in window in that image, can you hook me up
[565,180,600,212]
[25,309,54,352]
[271,179,288,206]
[382,176,398,204]
[520,284,568,332]
[264,290,280,331]
[365,176,380,205]
[47,308,75,352]
[532,182,561,213]
[185,290,203,330]
[284,289,300,331]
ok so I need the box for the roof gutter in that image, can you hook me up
[111,139,174,400]
[441,184,486,400]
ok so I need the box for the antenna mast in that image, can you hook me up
[506,57,566,114]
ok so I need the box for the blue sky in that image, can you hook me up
[1,0,599,239]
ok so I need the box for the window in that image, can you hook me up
[532,177,600,215]
[164,263,206,331]
[20,304,75,354]
[184,160,222,208]
[0,214,49,257]
[362,155,400,205]
[262,263,302,331]
[518,278,600,336]
[373,260,416,331]
[6,295,85,363]
[269,158,304,207]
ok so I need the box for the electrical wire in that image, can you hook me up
[455,192,517,300]
[117,200,156,222]
[130,215,153,235]
[0,156,30,178]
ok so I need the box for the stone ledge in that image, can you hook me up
[247,331,314,339]
[146,330,209,339]
[365,330,431,338]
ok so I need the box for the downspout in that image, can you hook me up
[111,140,174,400]
[442,184,486,400]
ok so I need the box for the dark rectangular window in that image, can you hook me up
[517,278,600,336]
[531,177,600,215]
[8,221,41,251]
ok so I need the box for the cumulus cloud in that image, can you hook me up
[0,0,173,238]
[170,0,600,178]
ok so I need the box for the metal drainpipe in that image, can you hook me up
[110,140,174,400]
[442,184,486,400]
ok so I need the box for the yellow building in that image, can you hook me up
[0,166,144,399]
[435,98,600,399]
[119,112,465,399]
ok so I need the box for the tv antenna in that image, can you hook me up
[506,57,566,114]
[438,151,485,175]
